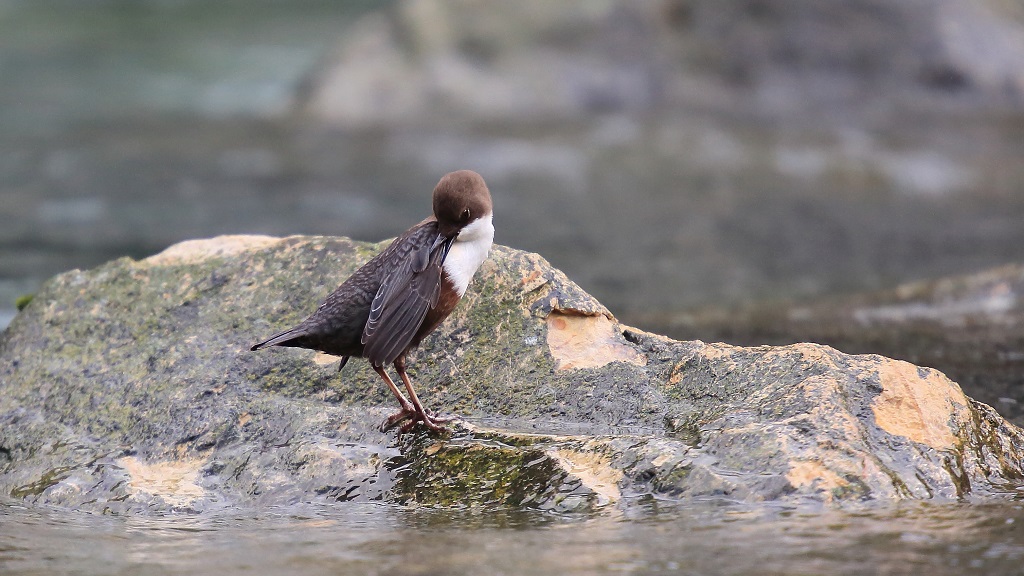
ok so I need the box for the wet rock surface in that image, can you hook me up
[1,236,1023,514]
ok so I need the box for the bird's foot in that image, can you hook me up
[397,412,450,435]
[380,408,417,432]
[380,407,455,434]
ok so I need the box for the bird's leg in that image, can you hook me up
[394,356,452,433]
[373,365,418,432]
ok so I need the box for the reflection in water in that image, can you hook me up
[3,498,1024,575]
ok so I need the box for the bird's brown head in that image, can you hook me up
[432,170,493,238]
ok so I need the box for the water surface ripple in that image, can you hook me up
[3,498,1024,575]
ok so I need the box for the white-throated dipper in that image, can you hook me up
[251,170,494,433]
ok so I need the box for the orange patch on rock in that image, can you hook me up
[117,456,206,506]
[871,360,964,450]
[520,269,547,292]
[786,460,848,496]
[144,234,281,266]
[546,312,646,370]
[313,352,342,366]
[548,446,623,505]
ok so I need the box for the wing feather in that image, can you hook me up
[361,224,453,367]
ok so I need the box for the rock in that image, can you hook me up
[301,0,670,127]
[652,264,1024,427]
[1,235,1023,514]
[301,0,1024,128]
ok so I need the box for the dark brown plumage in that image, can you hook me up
[251,170,494,433]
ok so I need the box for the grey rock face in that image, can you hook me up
[1,235,1022,514]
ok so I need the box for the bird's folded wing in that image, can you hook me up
[361,225,452,367]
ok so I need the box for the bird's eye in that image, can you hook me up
[460,208,471,221]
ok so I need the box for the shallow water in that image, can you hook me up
[4,497,1024,575]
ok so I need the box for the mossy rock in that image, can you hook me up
[1,235,1023,514]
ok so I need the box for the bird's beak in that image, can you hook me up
[436,221,461,241]
[431,233,456,258]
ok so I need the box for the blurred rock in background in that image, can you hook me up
[304,0,1024,125]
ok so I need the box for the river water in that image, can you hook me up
[3,497,1024,575]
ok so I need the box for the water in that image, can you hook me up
[3,497,1024,575]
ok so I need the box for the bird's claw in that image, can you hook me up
[380,407,454,434]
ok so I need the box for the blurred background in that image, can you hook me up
[2,0,1022,418]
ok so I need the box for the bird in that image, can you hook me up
[251,170,494,434]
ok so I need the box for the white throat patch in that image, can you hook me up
[443,213,494,296]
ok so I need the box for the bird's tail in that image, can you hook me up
[250,326,307,351]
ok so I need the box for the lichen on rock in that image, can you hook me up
[1,234,1023,514]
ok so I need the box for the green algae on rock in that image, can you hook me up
[1,235,1023,514]
[14,294,34,311]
